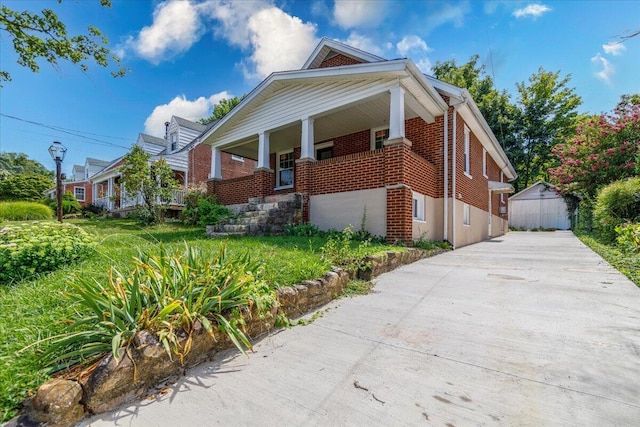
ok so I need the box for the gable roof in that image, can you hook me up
[86,158,111,168]
[176,119,219,154]
[173,116,208,133]
[302,37,386,70]
[138,133,166,146]
[510,181,562,201]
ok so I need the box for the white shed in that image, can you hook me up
[508,181,571,230]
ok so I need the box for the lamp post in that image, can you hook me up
[48,141,67,223]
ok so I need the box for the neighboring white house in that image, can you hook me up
[508,181,572,230]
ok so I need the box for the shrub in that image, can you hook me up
[0,222,95,285]
[413,238,452,251]
[616,223,640,253]
[321,226,371,276]
[284,222,321,237]
[0,201,53,221]
[39,245,274,372]
[81,203,107,218]
[593,177,640,243]
[45,191,81,215]
[182,190,230,226]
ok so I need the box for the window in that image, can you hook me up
[74,187,85,202]
[231,154,244,162]
[315,142,334,160]
[500,171,505,204]
[170,133,178,152]
[412,192,425,221]
[463,125,471,177]
[276,150,294,188]
[463,203,470,226]
[371,127,389,150]
[482,148,488,178]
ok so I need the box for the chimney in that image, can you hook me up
[164,121,170,139]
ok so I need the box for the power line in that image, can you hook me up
[0,113,136,149]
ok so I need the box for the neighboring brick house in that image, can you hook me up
[197,38,516,247]
[46,158,110,207]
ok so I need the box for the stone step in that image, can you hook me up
[207,231,245,238]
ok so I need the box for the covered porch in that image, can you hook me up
[202,61,448,242]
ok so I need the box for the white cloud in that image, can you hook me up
[425,3,471,32]
[396,35,431,56]
[198,0,271,49]
[333,0,386,29]
[602,42,626,56]
[144,91,232,137]
[341,32,384,56]
[513,4,551,19]
[415,58,432,74]
[127,0,204,64]
[591,53,614,84]
[244,7,318,79]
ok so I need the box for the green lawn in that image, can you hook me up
[575,231,640,287]
[0,218,398,422]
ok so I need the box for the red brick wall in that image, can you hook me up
[319,54,364,68]
[454,112,491,212]
[310,149,384,195]
[316,129,371,157]
[207,175,256,205]
[189,144,256,185]
[62,181,92,207]
[404,151,438,198]
[406,116,444,198]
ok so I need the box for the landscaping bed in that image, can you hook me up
[0,219,444,423]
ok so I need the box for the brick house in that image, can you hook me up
[198,38,516,247]
[46,158,110,207]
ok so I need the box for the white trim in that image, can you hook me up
[482,147,488,178]
[500,171,505,204]
[73,186,85,202]
[231,154,244,162]
[276,149,294,189]
[302,37,385,69]
[371,126,389,150]
[463,125,471,178]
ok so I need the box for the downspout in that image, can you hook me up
[443,109,449,242]
[452,106,457,249]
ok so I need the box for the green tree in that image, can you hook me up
[514,68,582,190]
[0,0,127,86]
[119,145,178,224]
[0,152,53,178]
[199,96,245,124]
[0,173,54,201]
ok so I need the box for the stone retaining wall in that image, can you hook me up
[23,247,445,427]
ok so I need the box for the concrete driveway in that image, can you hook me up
[84,231,640,426]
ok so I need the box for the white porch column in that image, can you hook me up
[388,85,406,140]
[210,146,222,180]
[300,117,315,161]
[107,178,113,210]
[257,131,271,169]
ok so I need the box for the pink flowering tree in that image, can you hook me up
[549,103,639,198]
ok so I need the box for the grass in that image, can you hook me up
[575,231,640,287]
[0,201,53,221]
[0,218,398,422]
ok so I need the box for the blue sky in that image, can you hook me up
[1,0,638,176]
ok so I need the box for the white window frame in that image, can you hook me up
[412,192,425,222]
[74,186,85,202]
[463,203,470,226]
[275,150,294,189]
[170,132,178,152]
[370,127,389,151]
[500,171,505,204]
[231,154,244,162]
[315,141,334,160]
[463,125,471,178]
[482,148,488,178]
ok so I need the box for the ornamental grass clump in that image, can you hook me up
[39,244,274,373]
[0,222,95,285]
[0,202,53,221]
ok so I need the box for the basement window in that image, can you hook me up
[412,192,425,221]
[463,203,470,226]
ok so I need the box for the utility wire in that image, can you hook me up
[0,113,135,149]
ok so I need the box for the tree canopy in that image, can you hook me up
[0,0,127,86]
[199,96,246,125]
[0,152,53,179]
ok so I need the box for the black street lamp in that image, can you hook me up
[48,141,67,223]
